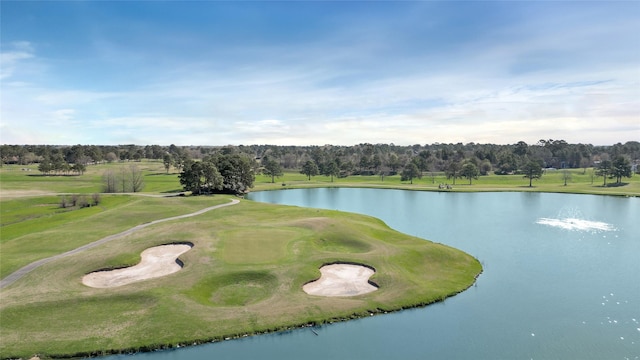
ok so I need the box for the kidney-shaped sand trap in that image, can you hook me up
[303,263,378,297]
[82,244,192,288]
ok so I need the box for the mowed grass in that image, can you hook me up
[0,161,181,196]
[0,195,229,277]
[0,199,481,358]
[255,168,640,196]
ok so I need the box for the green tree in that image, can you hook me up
[71,163,86,175]
[611,156,632,184]
[215,154,255,194]
[496,151,518,175]
[401,162,421,184]
[300,160,319,180]
[445,161,462,185]
[38,157,52,174]
[263,159,283,183]
[460,162,480,185]
[201,161,223,194]
[522,161,543,187]
[479,159,492,175]
[179,162,203,194]
[323,161,340,182]
[596,159,613,186]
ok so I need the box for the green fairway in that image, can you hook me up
[254,169,640,196]
[0,195,229,277]
[0,161,182,195]
[0,199,481,358]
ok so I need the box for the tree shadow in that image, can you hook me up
[602,182,629,188]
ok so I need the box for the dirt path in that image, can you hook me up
[0,199,239,289]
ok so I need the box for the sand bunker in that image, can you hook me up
[82,244,192,288]
[303,263,378,297]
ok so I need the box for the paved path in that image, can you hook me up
[0,199,239,289]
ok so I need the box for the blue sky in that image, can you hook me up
[1,1,638,146]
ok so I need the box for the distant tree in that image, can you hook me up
[263,159,283,183]
[59,196,69,208]
[522,161,543,187]
[401,162,421,184]
[460,162,480,185]
[179,162,203,194]
[323,161,340,182]
[445,161,462,185]
[105,152,118,163]
[496,151,518,175]
[201,161,223,194]
[120,166,129,192]
[387,153,401,174]
[339,160,355,177]
[371,154,382,174]
[358,155,371,174]
[301,160,319,180]
[378,163,391,182]
[130,165,145,192]
[215,154,255,194]
[163,154,173,174]
[102,170,117,193]
[611,156,632,184]
[562,169,572,186]
[92,193,101,206]
[514,141,528,156]
[38,158,52,175]
[71,163,86,175]
[479,159,492,175]
[596,159,613,186]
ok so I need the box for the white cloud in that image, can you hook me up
[1,3,638,145]
[0,41,34,80]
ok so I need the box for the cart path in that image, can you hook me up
[0,199,240,289]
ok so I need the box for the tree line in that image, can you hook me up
[2,140,637,188]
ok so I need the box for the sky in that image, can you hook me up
[1,1,639,146]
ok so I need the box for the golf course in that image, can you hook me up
[1,160,637,358]
[0,161,487,358]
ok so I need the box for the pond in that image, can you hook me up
[107,189,640,360]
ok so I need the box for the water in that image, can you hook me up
[106,189,640,360]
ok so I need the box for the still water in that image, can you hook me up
[108,189,639,359]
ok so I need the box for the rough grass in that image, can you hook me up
[0,199,481,358]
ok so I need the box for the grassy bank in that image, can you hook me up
[254,169,640,196]
[2,162,638,198]
[0,198,481,358]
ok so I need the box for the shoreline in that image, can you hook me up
[40,273,482,359]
